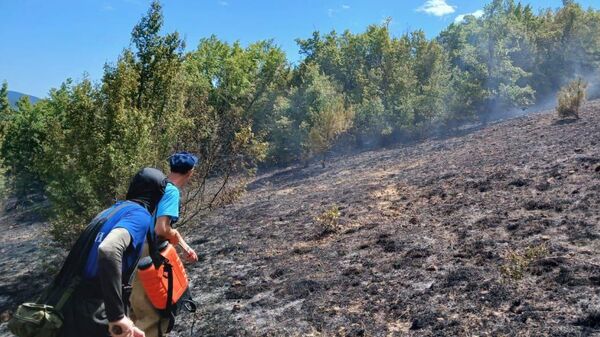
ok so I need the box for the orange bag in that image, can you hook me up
[137,241,189,310]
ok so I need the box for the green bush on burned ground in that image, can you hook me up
[557,78,588,119]
[501,244,548,280]
[315,206,342,234]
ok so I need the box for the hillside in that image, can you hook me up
[7,91,40,108]
[173,101,600,336]
[1,101,600,336]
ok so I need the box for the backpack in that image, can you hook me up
[138,238,197,335]
[8,202,132,337]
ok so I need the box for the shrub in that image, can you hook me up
[300,65,354,167]
[1,97,47,202]
[315,206,341,234]
[500,244,548,280]
[557,78,588,119]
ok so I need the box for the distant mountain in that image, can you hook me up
[7,91,41,108]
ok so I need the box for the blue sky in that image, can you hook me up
[1,0,598,98]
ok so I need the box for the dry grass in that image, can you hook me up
[315,206,342,234]
[557,78,588,119]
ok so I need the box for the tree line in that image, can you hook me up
[0,0,599,245]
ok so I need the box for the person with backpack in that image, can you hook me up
[8,167,169,337]
[130,152,199,337]
[63,167,170,337]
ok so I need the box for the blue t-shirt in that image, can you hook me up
[82,201,152,279]
[154,183,180,225]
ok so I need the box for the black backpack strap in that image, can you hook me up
[53,202,134,289]
[53,276,81,311]
[165,261,175,333]
[155,260,175,337]
[146,230,165,268]
[122,246,141,315]
[43,202,133,307]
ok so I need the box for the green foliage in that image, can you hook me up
[39,1,188,246]
[299,65,354,166]
[175,36,286,224]
[533,2,600,99]
[354,97,390,145]
[2,0,600,246]
[0,1,188,246]
[439,0,536,122]
[0,82,11,197]
[1,97,47,200]
[501,244,549,280]
[315,206,342,234]
[557,78,588,119]
[0,82,10,132]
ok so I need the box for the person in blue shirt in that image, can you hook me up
[154,152,198,262]
[130,152,199,337]
[58,167,168,337]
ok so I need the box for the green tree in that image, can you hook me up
[299,65,354,166]
[1,96,47,200]
[410,31,452,126]
[37,1,187,245]
[439,0,535,123]
[533,2,600,98]
[177,36,288,223]
[0,81,13,148]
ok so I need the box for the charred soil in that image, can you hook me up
[175,101,600,336]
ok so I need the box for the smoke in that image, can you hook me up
[584,70,600,100]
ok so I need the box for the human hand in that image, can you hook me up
[109,316,143,337]
[132,326,145,337]
[185,248,199,263]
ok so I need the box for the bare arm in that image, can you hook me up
[155,215,180,245]
[154,216,197,262]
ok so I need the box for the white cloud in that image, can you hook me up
[328,5,350,17]
[103,3,114,11]
[416,0,456,17]
[218,0,228,6]
[454,9,484,23]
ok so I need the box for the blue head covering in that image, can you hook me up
[169,151,198,174]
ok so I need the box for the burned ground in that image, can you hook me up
[174,101,600,336]
[2,101,600,336]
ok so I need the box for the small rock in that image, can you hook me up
[506,223,519,231]
[412,280,434,291]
